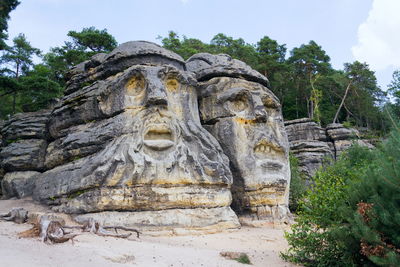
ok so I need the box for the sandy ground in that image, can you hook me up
[0,199,297,267]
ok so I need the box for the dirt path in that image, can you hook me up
[0,199,296,267]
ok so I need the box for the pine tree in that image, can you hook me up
[340,125,400,266]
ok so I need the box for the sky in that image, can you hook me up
[6,0,400,90]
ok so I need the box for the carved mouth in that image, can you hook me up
[143,124,174,150]
[253,140,284,156]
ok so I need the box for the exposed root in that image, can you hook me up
[18,224,40,239]
[0,208,28,224]
[2,207,141,243]
[82,218,134,239]
[39,216,78,243]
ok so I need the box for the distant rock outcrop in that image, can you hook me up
[326,123,374,158]
[0,111,50,198]
[285,118,375,180]
[285,118,333,179]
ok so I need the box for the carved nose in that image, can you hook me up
[252,96,267,122]
[254,107,267,122]
[145,83,168,107]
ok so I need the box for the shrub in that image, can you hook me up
[288,154,307,213]
[282,145,375,266]
[334,128,400,266]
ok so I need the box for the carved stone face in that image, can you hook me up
[122,65,194,158]
[198,76,290,217]
[34,58,233,215]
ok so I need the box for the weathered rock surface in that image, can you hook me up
[64,41,185,96]
[30,41,238,231]
[285,118,333,179]
[1,171,39,198]
[1,110,50,142]
[0,42,300,231]
[187,53,270,87]
[0,110,49,173]
[0,111,49,197]
[188,53,291,222]
[1,139,47,171]
[326,123,374,157]
[286,119,375,179]
[74,206,240,234]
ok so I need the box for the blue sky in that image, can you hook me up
[6,0,400,90]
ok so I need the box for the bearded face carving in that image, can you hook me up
[33,43,234,222]
[187,54,290,220]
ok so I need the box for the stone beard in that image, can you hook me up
[197,76,290,219]
[33,65,233,214]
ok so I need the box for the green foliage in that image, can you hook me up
[0,0,20,50]
[19,64,63,112]
[1,33,41,78]
[159,31,209,60]
[0,33,41,116]
[158,32,389,132]
[387,70,400,119]
[43,26,117,85]
[288,154,307,213]
[342,121,352,128]
[235,254,251,264]
[283,129,400,266]
[282,145,375,266]
[67,27,117,53]
[333,125,400,266]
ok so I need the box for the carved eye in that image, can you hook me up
[229,95,249,112]
[263,97,278,109]
[125,74,145,96]
[165,77,180,92]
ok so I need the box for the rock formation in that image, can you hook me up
[187,53,291,222]
[285,118,333,179]
[21,41,237,232]
[0,41,294,231]
[0,111,50,198]
[285,118,374,180]
[326,123,374,158]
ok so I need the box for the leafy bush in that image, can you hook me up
[342,121,353,128]
[334,128,400,266]
[288,154,307,213]
[282,145,375,266]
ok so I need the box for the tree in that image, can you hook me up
[254,36,291,104]
[282,145,376,266]
[209,33,258,67]
[255,36,286,78]
[0,33,40,114]
[287,41,332,121]
[159,31,208,60]
[387,70,400,119]
[334,127,400,266]
[0,0,20,50]
[19,64,62,112]
[340,61,385,129]
[43,27,117,86]
[67,26,117,53]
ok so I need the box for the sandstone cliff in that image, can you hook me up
[285,118,374,180]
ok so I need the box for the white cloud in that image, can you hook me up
[180,0,189,4]
[352,0,400,70]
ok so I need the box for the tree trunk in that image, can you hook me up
[333,80,352,123]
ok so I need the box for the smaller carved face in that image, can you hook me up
[199,77,289,189]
